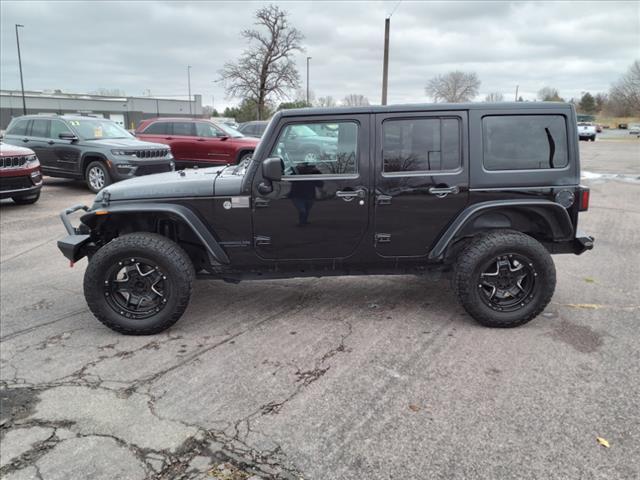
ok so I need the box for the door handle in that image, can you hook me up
[164,137,173,140]
[336,189,366,202]
[47,140,55,145]
[22,138,29,143]
[428,186,460,197]
[196,138,206,142]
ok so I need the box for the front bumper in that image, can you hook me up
[109,159,175,181]
[58,204,92,262]
[0,169,43,199]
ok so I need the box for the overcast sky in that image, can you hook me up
[1,1,638,110]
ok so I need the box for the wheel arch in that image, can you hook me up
[430,200,574,261]
[81,152,110,178]
[236,149,254,163]
[81,203,230,268]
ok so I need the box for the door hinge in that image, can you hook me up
[375,233,391,244]
[376,194,392,205]
[254,235,271,246]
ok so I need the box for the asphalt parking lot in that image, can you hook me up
[1,140,639,480]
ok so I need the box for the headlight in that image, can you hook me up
[111,149,128,156]
[25,155,40,167]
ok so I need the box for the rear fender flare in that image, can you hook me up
[81,202,229,265]
[429,200,574,260]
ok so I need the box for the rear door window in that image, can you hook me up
[143,122,169,135]
[30,119,50,138]
[482,115,568,170]
[382,117,461,173]
[171,122,195,137]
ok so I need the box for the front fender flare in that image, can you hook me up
[428,200,574,261]
[82,202,230,265]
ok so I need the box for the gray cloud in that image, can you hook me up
[1,0,638,110]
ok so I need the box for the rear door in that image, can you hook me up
[168,121,198,165]
[374,111,469,257]
[27,119,56,170]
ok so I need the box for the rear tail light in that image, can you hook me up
[578,187,590,211]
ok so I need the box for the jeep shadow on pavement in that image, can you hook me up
[57,102,594,335]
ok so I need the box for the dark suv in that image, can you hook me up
[3,115,174,192]
[58,102,593,335]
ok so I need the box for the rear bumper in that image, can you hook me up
[549,230,594,255]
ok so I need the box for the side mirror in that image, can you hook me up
[59,132,78,142]
[257,157,284,195]
[262,157,283,181]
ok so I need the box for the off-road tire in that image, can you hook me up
[453,230,556,328]
[12,192,40,205]
[85,160,111,193]
[84,233,195,335]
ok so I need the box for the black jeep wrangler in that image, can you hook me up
[58,102,593,335]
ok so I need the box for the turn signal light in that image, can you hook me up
[579,187,590,211]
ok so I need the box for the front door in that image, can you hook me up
[252,115,370,260]
[49,119,81,174]
[194,122,234,165]
[374,111,469,257]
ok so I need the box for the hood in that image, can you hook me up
[83,138,169,149]
[0,142,35,156]
[230,136,260,147]
[95,166,228,204]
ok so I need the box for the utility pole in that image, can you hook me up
[381,17,390,105]
[306,56,312,106]
[515,85,519,102]
[15,24,26,115]
[187,65,192,115]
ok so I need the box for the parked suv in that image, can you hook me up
[3,115,174,193]
[0,143,43,204]
[58,103,593,335]
[135,118,259,168]
[237,120,269,138]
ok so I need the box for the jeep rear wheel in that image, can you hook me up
[84,233,195,335]
[453,230,556,328]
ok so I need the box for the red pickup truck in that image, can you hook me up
[135,118,259,168]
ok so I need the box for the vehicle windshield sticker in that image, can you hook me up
[93,127,103,138]
[69,121,80,126]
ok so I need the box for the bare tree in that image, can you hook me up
[218,5,304,120]
[609,60,640,116]
[316,96,336,108]
[537,86,563,102]
[485,92,504,102]
[342,94,370,107]
[425,71,480,102]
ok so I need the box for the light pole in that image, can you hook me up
[306,56,312,106]
[15,24,26,115]
[187,65,192,115]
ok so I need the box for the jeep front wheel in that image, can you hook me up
[84,233,195,335]
[85,160,111,193]
[453,230,556,328]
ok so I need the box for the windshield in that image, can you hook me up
[69,119,133,140]
[215,122,244,138]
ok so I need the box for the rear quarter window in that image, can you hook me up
[482,115,568,171]
[7,119,30,136]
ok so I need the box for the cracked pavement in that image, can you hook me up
[1,141,639,479]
